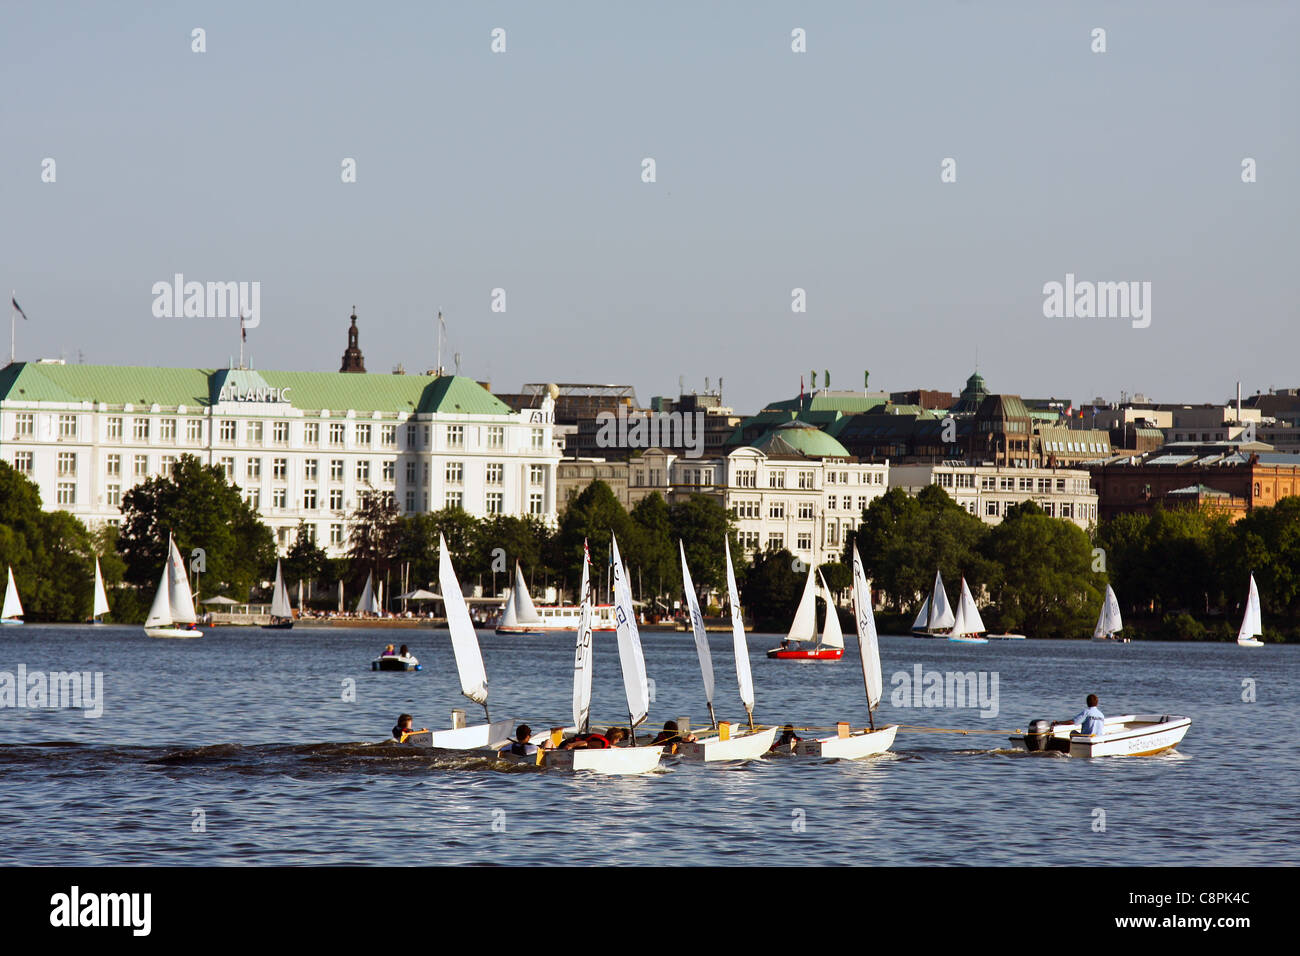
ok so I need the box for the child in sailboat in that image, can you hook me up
[499,724,555,757]
[648,720,697,749]
[392,714,428,741]
[770,724,802,752]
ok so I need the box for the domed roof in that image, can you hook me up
[754,419,850,458]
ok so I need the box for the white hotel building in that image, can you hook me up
[0,360,561,555]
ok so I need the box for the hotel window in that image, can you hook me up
[486,463,504,484]
[132,418,149,442]
[1061,503,1073,519]
[446,462,464,484]
[247,458,262,480]
[13,451,32,474]
[57,451,77,476]
[1056,479,1066,492]
[956,474,974,488]
[828,496,837,510]
[56,482,76,505]
[272,458,287,480]
[152,418,174,442]
[875,472,883,485]
[937,472,953,488]
[330,524,343,546]
[329,423,345,446]
[187,419,203,443]
[356,424,371,447]
[106,416,122,440]
[486,492,504,515]
[528,493,544,515]
[406,424,418,448]
[487,426,504,449]
[981,477,996,490]
[769,471,785,489]
[245,488,260,509]
[797,502,815,519]
[304,459,318,481]
[59,415,78,439]
[797,533,813,551]
[1000,477,1013,491]
[529,465,545,485]
[303,489,318,510]
[332,459,345,481]
[443,425,464,449]
[302,524,317,544]
[304,422,320,446]
[769,501,785,519]
[739,531,760,552]
[826,471,836,484]
[329,489,343,510]
[445,491,464,510]
[530,428,544,451]
[828,523,840,546]
[406,491,416,512]
[356,460,371,482]
[842,496,852,510]
[381,460,395,482]
[380,424,396,447]
[767,533,784,550]
[986,501,999,517]
[273,421,289,445]
[219,420,237,443]
[160,455,177,476]
[1044,502,1055,517]
[106,484,121,506]
[404,461,416,483]
[797,471,815,489]
[736,470,756,488]
[219,457,234,480]
[278,527,291,548]
[133,454,149,477]
[15,413,34,437]
[272,488,286,508]
[858,496,869,510]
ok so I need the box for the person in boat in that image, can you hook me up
[398,644,410,658]
[602,727,629,747]
[771,723,802,751]
[381,644,396,657]
[648,720,696,748]
[392,713,428,741]
[499,724,554,757]
[559,730,611,750]
[1061,694,1105,736]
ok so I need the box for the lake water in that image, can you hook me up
[1,625,1295,866]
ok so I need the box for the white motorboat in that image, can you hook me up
[947,577,988,644]
[372,653,421,671]
[1091,584,1128,642]
[143,535,202,638]
[1,566,24,625]
[1011,714,1191,757]
[1236,574,1264,647]
[911,570,955,637]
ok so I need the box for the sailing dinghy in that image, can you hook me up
[355,572,379,616]
[494,562,544,634]
[786,545,897,758]
[767,561,843,660]
[144,534,202,638]
[89,557,110,624]
[676,539,777,760]
[1,566,24,625]
[1236,574,1264,647]
[1091,584,1127,642]
[911,570,955,637]
[262,559,294,629]
[947,577,988,644]
[400,534,513,749]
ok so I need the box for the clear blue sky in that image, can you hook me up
[3,1,1296,413]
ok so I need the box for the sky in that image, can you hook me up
[2,1,1297,414]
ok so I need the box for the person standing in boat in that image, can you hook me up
[1060,694,1104,735]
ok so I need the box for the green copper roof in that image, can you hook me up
[753,420,851,458]
[0,362,511,416]
[763,393,888,414]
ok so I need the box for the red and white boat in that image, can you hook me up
[767,564,844,661]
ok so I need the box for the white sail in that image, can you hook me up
[950,577,985,636]
[376,578,384,615]
[269,560,292,619]
[911,594,930,631]
[355,572,376,614]
[681,541,714,709]
[498,586,518,627]
[439,533,488,706]
[513,563,541,624]
[1238,574,1263,643]
[818,568,845,650]
[2,567,23,620]
[167,536,197,624]
[1093,584,1122,638]
[726,538,755,714]
[611,533,650,727]
[927,571,956,630]
[92,557,110,619]
[144,560,172,628]
[851,546,883,710]
[787,562,818,643]
[573,540,595,733]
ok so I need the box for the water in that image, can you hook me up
[1,625,1295,866]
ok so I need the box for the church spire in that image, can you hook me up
[340,307,366,373]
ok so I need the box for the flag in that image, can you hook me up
[240,313,247,342]
[11,296,28,321]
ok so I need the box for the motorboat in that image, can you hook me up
[1010,713,1191,757]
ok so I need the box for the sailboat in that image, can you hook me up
[89,557,110,624]
[400,533,513,749]
[144,534,202,638]
[355,571,378,616]
[911,570,956,637]
[947,577,988,643]
[767,561,843,660]
[677,539,778,760]
[494,562,547,634]
[1,566,24,625]
[789,545,898,758]
[1236,574,1264,647]
[262,559,294,629]
[1091,584,1127,642]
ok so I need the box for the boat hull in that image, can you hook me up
[948,635,988,644]
[910,629,948,638]
[1011,714,1190,757]
[987,633,1026,640]
[145,627,202,639]
[676,726,778,761]
[262,620,294,630]
[0,619,23,626]
[790,725,898,759]
[403,720,515,750]
[766,647,843,660]
[372,655,421,671]
[1237,638,1264,647]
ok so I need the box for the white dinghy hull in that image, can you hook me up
[404,719,516,751]
[1012,714,1190,757]
[145,627,202,639]
[677,726,778,762]
[791,724,898,759]
[517,745,662,775]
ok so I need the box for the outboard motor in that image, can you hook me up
[1024,718,1054,752]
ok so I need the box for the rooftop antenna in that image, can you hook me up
[238,312,249,369]
[436,311,446,376]
[678,374,685,395]
[454,352,462,375]
[705,376,710,393]
[718,376,723,400]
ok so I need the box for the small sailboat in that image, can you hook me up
[911,570,956,637]
[1237,574,1264,647]
[677,539,777,760]
[262,559,294,629]
[1091,584,1128,642]
[767,562,843,660]
[89,557,110,624]
[355,572,379,616]
[144,534,202,638]
[947,577,988,644]
[494,562,544,634]
[1,566,24,625]
[788,545,897,758]
[400,534,513,749]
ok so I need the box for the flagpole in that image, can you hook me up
[9,290,15,364]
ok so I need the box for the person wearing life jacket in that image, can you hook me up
[560,730,611,750]
[771,723,802,752]
[392,714,428,742]
[499,724,555,757]
[648,720,696,749]
[381,644,396,657]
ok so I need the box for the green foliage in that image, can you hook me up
[740,548,803,630]
[282,522,327,586]
[982,506,1099,638]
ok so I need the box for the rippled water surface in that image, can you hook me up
[0,625,1295,865]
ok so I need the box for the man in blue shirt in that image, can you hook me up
[1061,694,1105,735]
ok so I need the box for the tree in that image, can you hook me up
[282,521,327,587]
[555,481,638,595]
[670,493,737,594]
[347,486,401,587]
[740,548,804,630]
[630,493,675,602]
